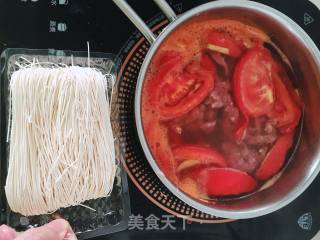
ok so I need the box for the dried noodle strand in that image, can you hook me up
[5,64,116,216]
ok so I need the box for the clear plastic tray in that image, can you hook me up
[0,48,131,239]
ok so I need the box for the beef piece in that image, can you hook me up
[245,117,278,146]
[200,121,217,133]
[221,141,267,174]
[204,77,233,110]
[168,102,218,142]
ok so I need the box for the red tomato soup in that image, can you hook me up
[141,18,301,200]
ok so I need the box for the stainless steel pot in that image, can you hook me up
[113,0,320,219]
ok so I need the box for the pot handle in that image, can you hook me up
[153,0,177,22]
[112,0,177,44]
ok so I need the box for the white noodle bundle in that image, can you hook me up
[5,65,116,216]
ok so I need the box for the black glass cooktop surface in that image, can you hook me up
[0,1,319,239]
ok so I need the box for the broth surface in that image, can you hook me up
[141,18,301,200]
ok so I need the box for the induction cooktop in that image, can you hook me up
[0,1,319,240]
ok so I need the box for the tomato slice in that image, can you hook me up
[145,119,178,183]
[148,51,182,107]
[173,145,227,168]
[207,31,244,58]
[233,112,249,141]
[152,52,215,120]
[271,55,302,107]
[154,52,182,85]
[200,52,216,72]
[159,65,215,120]
[179,177,201,198]
[233,46,275,117]
[156,51,182,66]
[255,132,295,181]
[268,72,301,133]
[196,168,258,197]
[176,160,207,173]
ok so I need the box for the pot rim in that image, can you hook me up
[134,0,320,219]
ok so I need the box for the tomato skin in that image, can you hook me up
[255,132,294,181]
[233,46,275,117]
[173,145,227,167]
[196,168,258,197]
[268,72,301,133]
[207,31,244,58]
